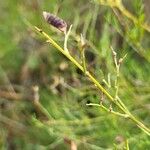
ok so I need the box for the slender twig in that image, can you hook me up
[34,26,150,136]
[86,103,129,118]
[102,73,111,88]
[126,140,130,150]
[80,34,87,74]
[64,25,72,52]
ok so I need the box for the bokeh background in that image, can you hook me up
[0,0,150,149]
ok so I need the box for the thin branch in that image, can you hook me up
[64,25,72,52]
[86,103,129,118]
[34,26,150,136]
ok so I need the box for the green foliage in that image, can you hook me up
[0,0,150,149]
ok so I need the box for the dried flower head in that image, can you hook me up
[43,11,67,33]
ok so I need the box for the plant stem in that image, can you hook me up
[98,0,150,32]
[86,103,129,118]
[34,26,150,136]
[118,2,150,32]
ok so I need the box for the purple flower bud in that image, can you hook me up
[43,11,67,33]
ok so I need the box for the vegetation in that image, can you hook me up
[0,0,150,149]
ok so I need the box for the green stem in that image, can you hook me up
[87,103,129,118]
[118,2,150,32]
[34,26,150,136]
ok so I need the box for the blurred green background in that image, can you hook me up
[0,0,150,149]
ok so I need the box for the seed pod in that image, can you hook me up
[43,11,67,33]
